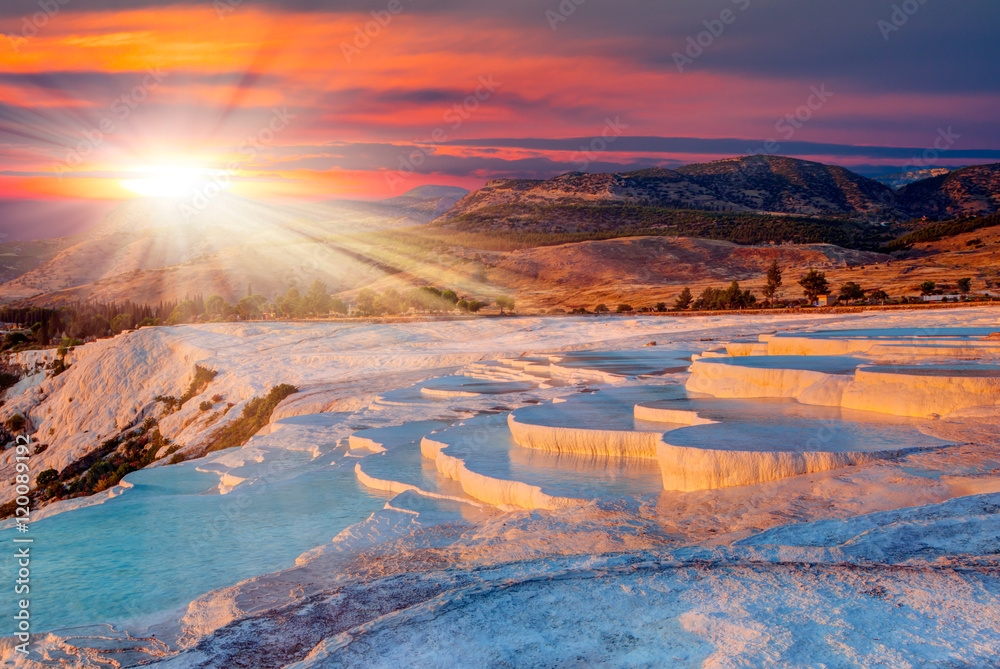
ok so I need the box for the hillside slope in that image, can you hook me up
[896,163,1000,218]
[674,155,896,215]
[490,236,890,308]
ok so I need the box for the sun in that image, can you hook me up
[119,166,231,198]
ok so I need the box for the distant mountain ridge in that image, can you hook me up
[874,168,952,189]
[437,156,901,226]
[436,156,1000,235]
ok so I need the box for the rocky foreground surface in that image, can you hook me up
[2,307,999,667]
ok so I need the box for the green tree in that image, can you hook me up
[279,287,303,317]
[305,280,333,316]
[869,289,890,304]
[355,288,378,316]
[110,313,135,334]
[36,469,58,487]
[957,277,972,295]
[799,270,831,302]
[495,296,515,314]
[594,303,609,313]
[331,297,348,315]
[237,295,265,319]
[839,281,865,304]
[763,260,782,301]
[166,300,199,325]
[205,294,226,316]
[375,288,402,315]
[919,281,937,296]
[672,287,693,311]
[693,287,717,311]
[466,300,484,313]
[616,303,633,313]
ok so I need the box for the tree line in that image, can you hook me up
[354,286,512,316]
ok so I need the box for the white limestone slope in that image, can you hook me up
[0,314,731,505]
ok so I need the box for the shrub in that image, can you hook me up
[205,384,298,455]
[178,365,218,406]
[0,372,19,390]
[594,304,609,313]
[169,453,186,465]
[36,469,58,486]
[5,414,26,432]
[155,395,179,412]
[212,394,223,403]
[199,400,213,412]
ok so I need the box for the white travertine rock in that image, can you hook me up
[421,435,584,510]
[507,412,662,458]
[726,342,769,356]
[655,439,912,492]
[687,351,1000,418]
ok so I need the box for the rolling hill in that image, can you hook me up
[896,163,1000,218]
[435,156,902,231]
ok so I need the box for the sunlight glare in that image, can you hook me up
[119,166,231,198]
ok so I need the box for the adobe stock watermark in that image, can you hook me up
[877,0,932,41]
[341,0,414,62]
[746,84,834,156]
[571,117,629,170]
[51,68,169,176]
[11,434,34,656]
[384,74,500,192]
[673,0,752,73]
[5,0,71,54]
[901,126,959,173]
[178,106,296,221]
[546,0,587,31]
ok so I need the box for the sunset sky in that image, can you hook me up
[1,0,999,237]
